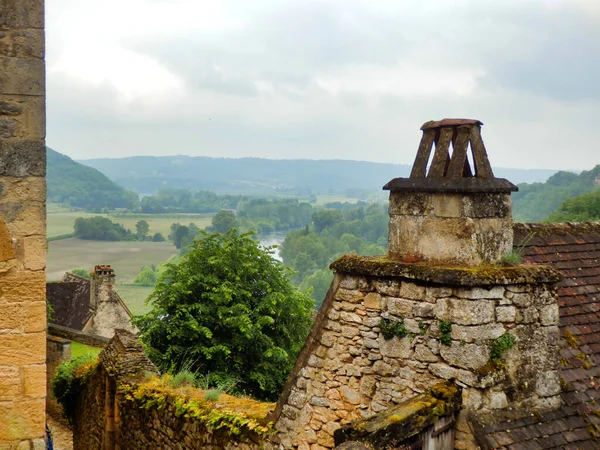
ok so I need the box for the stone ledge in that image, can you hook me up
[330,256,562,287]
[334,382,462,448]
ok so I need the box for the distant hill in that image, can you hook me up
[512,165,600,222]
[47,148,140,211]
[79,155,557,197]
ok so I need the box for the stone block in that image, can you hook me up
[425,286,453,299]
[539,304,559,326]
[495,306,516,322]
[450,323,506,342]
[428,362,457,380]
[0,140,45,177]
[0,29,44,59]
[371,279,400,297]
[454,286,504,300]
[435,298,495,325]
[388,191,433,216]
[340,311,361,324]
[511,293,534,307]
[378,335,413,359]
[440,342,489,371]
[0,332,46,366]
[0,365,21,400]
[340,386,360,405]
[432,194,462,218]
[414,344,438,362]
[0,398,45,440]
[0,177,46,204]
[399,282,426,300]
[0,0,45,28]
[362,292,381,310]
[516,306,539,324]
[0,300,24,330]
[23,364,45,397]
[535,370,561,397]
[335,288,364,303]
[0,57,44,96]
[386,297,416,317]
[462,388,483,409]
[485,390,508,409]
[22,235,45,270]
[372,360,392,376]
[413,302,434,318]
[0,270,47,300]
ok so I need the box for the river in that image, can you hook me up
[257,231,288,262]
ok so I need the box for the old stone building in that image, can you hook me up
[270,120,600,450]
[47,265,135,339]
[0,0,47,448]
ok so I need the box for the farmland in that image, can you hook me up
[46,203,214,239]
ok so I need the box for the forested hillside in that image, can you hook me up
[80,155,557,196]
[47,148,140,211]
[512,165,600,222]
[548,189,600,222]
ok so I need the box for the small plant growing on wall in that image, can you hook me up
[490,333,516,362]
[439,321,452,346]
[378,317,408,340]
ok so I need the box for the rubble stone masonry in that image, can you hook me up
[0,0,47,448]
[272,258,561,450]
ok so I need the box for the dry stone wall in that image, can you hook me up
[273,259,561,450]
[0,0,46,448]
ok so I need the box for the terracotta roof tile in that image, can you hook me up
[472,222,600,449]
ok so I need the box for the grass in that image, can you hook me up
[47,238,177,283]
[46,203,214,239]
[70,341,102,359]
[115,284,155,315]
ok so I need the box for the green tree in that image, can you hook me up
[133,229,314,401]
[152,232,166,242]
[133,266,157,286]
[135,220,150,240]
[70,268,91,279]
[211,210,238,233]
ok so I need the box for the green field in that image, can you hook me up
[47,238,177,283]
[115,285,155,316]
[70,341,102,359]
[46,203,214,239]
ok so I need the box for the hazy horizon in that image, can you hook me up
[47,0,599,171]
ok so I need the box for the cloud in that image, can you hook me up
[45,0,600,171]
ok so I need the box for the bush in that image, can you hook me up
[134,229,314,401]
[51,355,97,423]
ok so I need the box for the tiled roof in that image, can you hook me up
[473,222,600,449]
[46,273,91,331]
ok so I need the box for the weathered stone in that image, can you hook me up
[450,323,506,343]
[485,390,508,409]
[440,342,489,371]
[399,282,426,300]
[362,292,381,310]
[379,335,413,359]
[0,57,44,96]
[372,360,393,376]
[495,306,516,322]
[516,306,539,324]
[363,338,379,349]
[372,279,400,296]
[413,302,434,318]
[454,286,504,300]
[341,326,360,339]
[336,288,365,303]
[435,297,495,325]
[414,344,438,362]
[539,304,559,326]
[0,140,45,176]
[340,312,362,324]
[340,386,361,405]
[535,370,561,397]
[386,297,416,317]
[428,363,457,380]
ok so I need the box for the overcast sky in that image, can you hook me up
[46,0,599,170]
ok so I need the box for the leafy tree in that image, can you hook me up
[133,229,314,401]
[152,232,166,242]
[135,220,150,240]
[133,266,157,286]
[548,189,600,222]
[211,210,237,233]
[73,216,132,241]
[70,268,91,279]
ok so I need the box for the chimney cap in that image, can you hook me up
[384,119,517,193]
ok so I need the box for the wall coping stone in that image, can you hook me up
[334,382,462,448]
[48,323,110,348]
[330,256,562,287]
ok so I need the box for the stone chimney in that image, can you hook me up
[90,264,116,310]
[384,119,518,265]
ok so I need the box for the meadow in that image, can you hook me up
[46,203,214,239]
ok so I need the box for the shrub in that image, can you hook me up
[51,355,98,423]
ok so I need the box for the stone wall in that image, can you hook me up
[0,0,46,448]
[72,330,274,450]
[272,256,561,450]
[46,336,71,419]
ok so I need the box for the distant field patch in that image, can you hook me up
[314,195,361,205]
[46,203,214,239]
[116,285,155,316]
[47,238,177,283]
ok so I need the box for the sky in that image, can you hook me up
[46,0,600,170]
